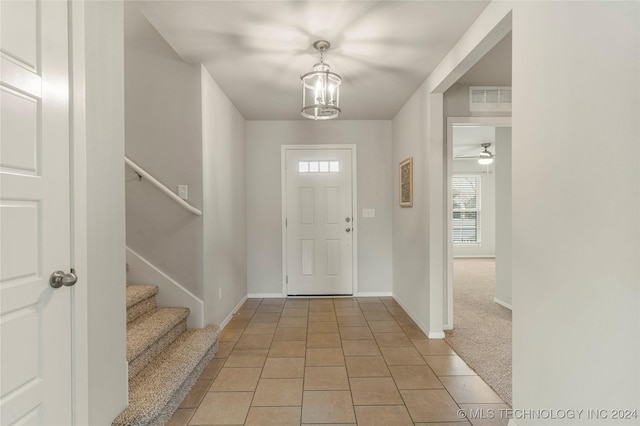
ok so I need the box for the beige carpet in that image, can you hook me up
[444,258,512,405]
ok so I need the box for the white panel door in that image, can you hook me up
[1,1,73,425]
[285,149,353,295]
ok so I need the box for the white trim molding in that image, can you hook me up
[494,297,512,310]
[126,247,204,328]
[356,292,393,298]
[220,296,249,330]
[247,293,286,299]
[392,294,445,339]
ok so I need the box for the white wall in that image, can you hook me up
[452,160,496,257]
[246,121,393,296]
[71,1,128,423]
[201,67,248,327]
[394,0,639,421]
[494,127,511,308]
[124,3,204,299]
[511,1,639,420]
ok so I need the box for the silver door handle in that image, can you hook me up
[346,227,351,233]
[50,269,78,288]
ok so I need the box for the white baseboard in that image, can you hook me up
[126,246,204,328]
[220,295,248,330]
[453,255,496,259]
[247,293,285,298]
[391,294,445,339]
[356,292,393,297]
[494,297,513,310]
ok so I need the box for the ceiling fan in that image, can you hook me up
[455,142,495,165]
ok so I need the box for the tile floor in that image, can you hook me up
[168,297,510,426]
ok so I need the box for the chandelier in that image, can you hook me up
[301,40,342,120]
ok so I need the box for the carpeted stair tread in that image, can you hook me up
[127,307,190,362]
[126,284,158,309]
[112,325,220,426]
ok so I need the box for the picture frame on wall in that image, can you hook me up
[400,157,413,207]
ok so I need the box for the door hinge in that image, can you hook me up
[286,275,288,284]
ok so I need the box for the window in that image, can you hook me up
[452,176,480,243]
[299,160,340,173]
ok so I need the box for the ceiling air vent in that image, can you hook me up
[469,86,512,112]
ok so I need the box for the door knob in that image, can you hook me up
[50,269,78,288]
[346,227,351,233]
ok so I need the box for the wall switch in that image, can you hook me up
[218,287,223,300]
[178,185,188,200]
[362,208,376,218]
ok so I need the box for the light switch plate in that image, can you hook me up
[362,208,376,218]
[178,185,188,200]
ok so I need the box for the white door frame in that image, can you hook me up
[445,116,511,329]
[281,144,358,296]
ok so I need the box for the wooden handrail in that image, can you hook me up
[125,157,202,216]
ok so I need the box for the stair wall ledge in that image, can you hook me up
[126,247,204,328]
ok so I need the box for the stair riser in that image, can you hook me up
[129,320,187,380]
[128,295,157,323]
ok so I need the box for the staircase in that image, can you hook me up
[113,284,219,426]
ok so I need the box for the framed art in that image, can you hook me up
[400,157,413,207]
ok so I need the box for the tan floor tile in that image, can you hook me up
[412,338,455,355]
[339,326,374,340]
[401,324,428,338]
[256,304,284,313]
[368,320,403,333]
[304,366,349,390]
[274,327,307,341]
[234,333,273,350]
[285,299,309,308]
[350,377,403,405]
[269,340,306,357]
[389,365,443,389]
[373,332,413,347]
[308,321,339,333]
[380,347,426,365]
[425,355,476,376]
[401,389,462,423]
[338,316,368,327]
[458,403,511,426]
[357,297,381,304]
[278,316,308,328]
[359,303,389,312]
[335,308,363,317]
[301,391,356,424]
[189,391,252,425]
[307,333,342,348]
[218,328,243,342]
[243,322,277,335]
[252,378,303,406]
[342,339,381,356]
[260,298,286,305]
[281,307,309,317]
[214,341,235,358]
[334,298,359,307]
[309,300,335,312]
[167,408,194,426]
[211,367,262,391]
[306,347,345,366]
[345,356,391,377]
[198,358,225,380]
[354,405,414,425]
[309,311,337,322]
[224,349,268,368]
[440,376,504,404]
[250,312,281,323]
[225,318,250,329]
[262,357,305,378]
[364,311,395,321]
[179,380,212,408]
[414,423,470,426]
[245,406,301,426]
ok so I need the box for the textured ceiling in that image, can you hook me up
[134,1,491,120]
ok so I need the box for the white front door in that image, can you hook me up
[1,1,74,424]
[284,148,354,295]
